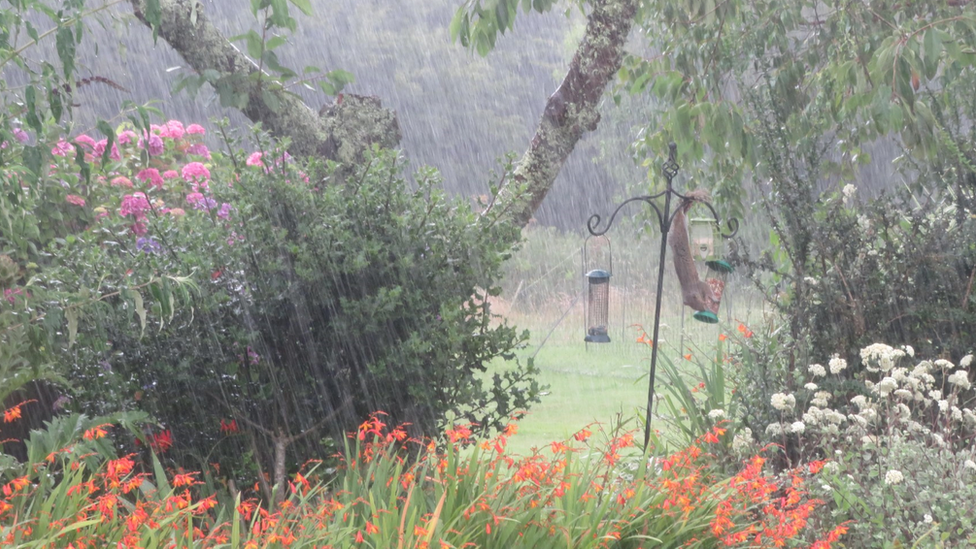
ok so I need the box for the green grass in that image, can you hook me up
[504,342,651,455]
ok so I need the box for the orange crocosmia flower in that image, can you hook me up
[573,428,592,442]
[148,429,173,453]
[172,471,199,487]
[808,460,826,474]
[365,521,379,535]
[83,424,110,440]
[684,353,692,360]
[719,333,727,341]
[354,530,364,543]
[504,423,518,437]
[550,441,567,454]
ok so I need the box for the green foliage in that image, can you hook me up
[19,120,540,490]
[728,342,976,547]
[1,410,838,548]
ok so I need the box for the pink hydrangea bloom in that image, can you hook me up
[65,194,86,206]
[118,130,138,146]
[246,152,264,167]
[138,132,165,156]
[73,134,96,150]
[186,192,205,205]
[93,139,122,161]
[186,143,211,159]
[120,193,150,219]
[136,168,165,189]
[52,139,74,157]
[186,124,206,135]
[182,161,210,184]
[111,176,134,188]
[165,120,185,140]
[130,221,148,236]
[162,170,179,179]
[13,128,29,143]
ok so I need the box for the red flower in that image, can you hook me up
[148,430,173,453]
[220,419,240,434]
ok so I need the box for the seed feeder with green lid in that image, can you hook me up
[689,217,734,324]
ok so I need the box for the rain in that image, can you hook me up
[2,0,976,546]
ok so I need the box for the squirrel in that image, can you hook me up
[668,190,720,314]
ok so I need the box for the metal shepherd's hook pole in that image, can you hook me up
[586,143,737,452]
[642,146,680,451]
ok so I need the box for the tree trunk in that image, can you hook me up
[503,0,639,227]
[126,0,400,163]
[126,0,636,226]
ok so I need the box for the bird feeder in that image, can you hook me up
[584,269,611,342]
[689,218,734,324]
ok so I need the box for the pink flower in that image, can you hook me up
[4,288,28,305]
[186,124,206,136]
[182,162,210,191]
[186,143,211,159]
[245,152,264,167]
[120,192,150,220]
[93,139,121,161]
[136,168,165,189]
[138,132,165,156]
[111,176,134,188]
[52,139,74,157]
[162,170,179,180]
[165,120,185,141]
[130,221,148,236]
[66,194,86,206]
[168,208,186,217]
[118,130,138,146]
[74,134,96,150]
[217,203,232,219]
[13,128,29,143]
[186,192,205,205]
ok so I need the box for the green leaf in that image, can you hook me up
[73,144,90,186]
[266,35,287,50]
[24,86,41,134]
[289,0,313,16]
[261,88,281,113]
[126,289,147,338]
[55,26,75,81]
[146,0,161,43]
[65,308,78,349]
[96,119,116,166]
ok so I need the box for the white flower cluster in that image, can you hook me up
[771,392,796,411]
[860,343,906,372]
[947,370,971,391]
[707,409,725,420]
[884,469,904,485]
[808,363,827,377]
[828,354,848,374]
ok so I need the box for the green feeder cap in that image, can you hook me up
[706,259,734,273]
[693,310,719,324]
[586,269,611,280]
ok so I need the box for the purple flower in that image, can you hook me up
[186,143,211,159]
[139,132,165,156]
[136,236,163,254]
[13,128,29,144]
[217,202,232,219]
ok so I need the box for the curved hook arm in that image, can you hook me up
[587,196,665,236]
